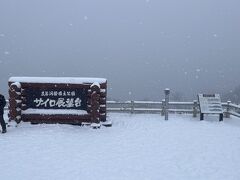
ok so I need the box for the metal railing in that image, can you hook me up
[5,100,240,118]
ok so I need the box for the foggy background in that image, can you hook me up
[1,0,240,101]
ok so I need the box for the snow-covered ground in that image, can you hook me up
[1,112,240,180]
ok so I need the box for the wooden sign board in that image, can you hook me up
[8,77,108,127]
[198,94,223,121]
[25,88,88,110]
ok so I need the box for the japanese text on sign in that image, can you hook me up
[40,91,76,97]
[26,88,88,110]
[34,97,81,108]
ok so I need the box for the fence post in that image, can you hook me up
[130,100,134,114]
[225,100,231,118]
[161,99,165,116]
[164,88,170,120]
[193,100,198,117]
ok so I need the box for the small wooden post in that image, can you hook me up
[161,99,165,116]
[193,100,198,117]
[130,100,134,114]
[225,101,231,118]
[164,88,170,120]
[219,113,223,121]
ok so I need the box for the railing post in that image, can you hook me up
[164,88,170,120]
[225,100,231,118]
[130,100,134,114]
[161,99,165,116]
[193,100,198,117]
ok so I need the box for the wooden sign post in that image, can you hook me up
[164,88,170,120]
[198,94,223,121]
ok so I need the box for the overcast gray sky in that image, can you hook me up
[1,0,240,100]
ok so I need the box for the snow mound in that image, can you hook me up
[1,112,240,180]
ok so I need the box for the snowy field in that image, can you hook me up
[1,112,240,180]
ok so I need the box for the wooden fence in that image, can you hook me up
[5,100,240,118]
[107,100,240,118]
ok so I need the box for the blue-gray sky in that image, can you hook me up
[1,0,240,100]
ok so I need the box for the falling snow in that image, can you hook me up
[4,51,10,55]
[84,16,88,21]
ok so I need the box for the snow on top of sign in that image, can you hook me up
[90,82,100,88]
[22,109,88,115]
[9,77,107,84]
[11,82,21,88]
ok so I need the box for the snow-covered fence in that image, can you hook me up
[107,100,240,118]
[5,100,240,118]
[223,101,240,118]
[107,100,198,116]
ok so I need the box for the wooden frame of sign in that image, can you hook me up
[198,94,223,121]
[8,77,108,127]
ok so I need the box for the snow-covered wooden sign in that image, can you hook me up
[198,94,223,121]
[8,77,108,127]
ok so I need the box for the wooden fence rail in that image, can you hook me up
[107,100,198,116]
[4,100,240,118]
[107,100,240,118]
